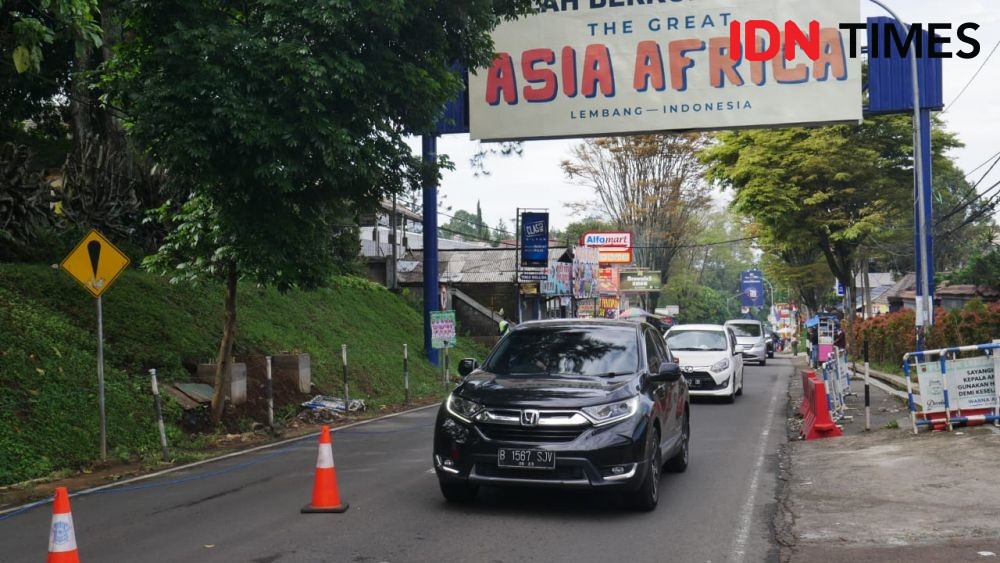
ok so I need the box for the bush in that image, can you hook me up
[854,300,1000,366]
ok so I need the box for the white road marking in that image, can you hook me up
[730,371,783,563]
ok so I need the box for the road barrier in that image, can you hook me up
[818,346,854,424]
[902,340,1000,434]
[47,487,80,563]
[301,425,349,513]
[800,374,843,440]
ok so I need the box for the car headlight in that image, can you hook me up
[581,396,639,427]
[710,358,730,373]
[445,394,482,423]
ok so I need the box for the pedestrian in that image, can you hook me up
[834,327,846,350]
[497,308,512,336]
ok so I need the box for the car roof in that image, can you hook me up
[667,324,727,332]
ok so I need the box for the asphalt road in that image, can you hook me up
[1,358,793,563]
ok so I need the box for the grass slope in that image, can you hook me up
[0,263,485,485]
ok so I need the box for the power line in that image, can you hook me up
[943,38,1000,114]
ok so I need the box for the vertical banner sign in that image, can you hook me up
[520,212,549,268]
[430,310,457,349]
[740,269,765,307]
[469,0,862,141]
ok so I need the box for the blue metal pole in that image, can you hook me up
[422,134,440,366]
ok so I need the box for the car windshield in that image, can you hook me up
[728,323,761,337]
[483,326,638,377]
[666,330,728,351]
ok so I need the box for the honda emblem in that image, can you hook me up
[521,409,540,427]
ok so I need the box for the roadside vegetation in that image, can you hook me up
[0,262,485,486]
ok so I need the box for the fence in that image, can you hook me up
[902,340,1000,434]
[819,346,853,423]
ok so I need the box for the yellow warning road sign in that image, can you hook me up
[61,229,131,297]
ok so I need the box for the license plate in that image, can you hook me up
[497,448,556,470]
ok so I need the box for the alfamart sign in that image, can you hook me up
[469,0,862,140]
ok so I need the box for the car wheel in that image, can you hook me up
[439,480,479,502]
[665,411,689,473]
[626,428,661,511]
[736,371,744,396]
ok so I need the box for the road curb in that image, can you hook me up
[0,402,440,516]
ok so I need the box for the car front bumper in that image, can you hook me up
[433,407,652,491]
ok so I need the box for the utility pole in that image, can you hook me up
[868,1,934,351]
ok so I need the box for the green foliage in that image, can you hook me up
[949,246,1000,288]
[0,263,486,485]
[661,274,728,324]
[854,300,1000,367]
[0,143,56,256]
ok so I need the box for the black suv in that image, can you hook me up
[433,319,690,511]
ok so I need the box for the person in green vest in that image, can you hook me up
[498,309,511,336]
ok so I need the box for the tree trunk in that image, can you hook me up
[211,262,238,425]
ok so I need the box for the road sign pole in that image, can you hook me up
[96,296,107,461]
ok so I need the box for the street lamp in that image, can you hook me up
[867,0,933,350]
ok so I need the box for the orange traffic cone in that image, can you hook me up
[47,487,80,563]
[301,425,349,513]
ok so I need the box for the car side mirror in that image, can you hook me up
[651,361,681,383]
[458,358,480,377]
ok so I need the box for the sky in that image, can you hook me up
[408,0,1000,236]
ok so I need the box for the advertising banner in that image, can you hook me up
[740,269,765,307]
[620,270,663,292]
[520,212,549,268]
[573,246,600,299]
[598,267,619,293]
[916,356,998,414]
[598,295,621,318]
[541,262,572,295]
[430,310,457,349]
[469,1,862,141]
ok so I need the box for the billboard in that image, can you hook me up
[469,1,862,141]
[740,269,766,307]
[520,212,549,267]
[581,232,633,265]
[620,270,663,292]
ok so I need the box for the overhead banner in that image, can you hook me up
[620,270,662,292]
[520,212,549,268]
[740,269,765,307]
[469,1,862,141]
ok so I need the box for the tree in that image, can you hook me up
[562,134,713,308]
[701,117,920,331]
[108,0,535,424]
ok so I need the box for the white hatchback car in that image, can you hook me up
[665,324,744,403]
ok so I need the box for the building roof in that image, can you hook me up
[396,247,568,285]
[878,272,917,303]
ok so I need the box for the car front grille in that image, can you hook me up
[685,371,727,391]
[475,462,585,481]
[475,423,585,444]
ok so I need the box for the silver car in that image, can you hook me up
[724,320,767,366]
